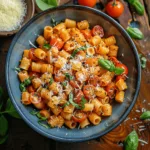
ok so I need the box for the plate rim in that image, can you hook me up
[5,5,141,142]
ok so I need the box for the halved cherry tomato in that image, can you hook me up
[106,1,124,18]
[27,85,35,93]
[69,80,79,88]
[83,85,95,99]
[29,71,41,78]
[88,75,101,86]
[29,48,40,61]
[105,83,116,99]
[74,90,84,103]
[78,0,97,7]
[116,63,128,75]
[50,38,64,50]
[81,29,92,40]
[54,74,65,82]
[109,57,120,65]
[30,92,41,104]
[92,25,104,37]
[72,111,87,123]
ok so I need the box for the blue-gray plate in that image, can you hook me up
[6,5,141,142]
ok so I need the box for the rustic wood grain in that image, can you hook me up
[0,1,150,150]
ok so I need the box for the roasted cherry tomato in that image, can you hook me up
[116,75,126,81]
[81,29,92,40]
[92,25,104,37]
[30,93,41,104]
[78,0,97,7]
[72,111,87,123]
[105,83,116,99]
[88,75,101,86]
[106,1,124,18]
[29,71,41,78]
[50,38,64,50]
[116,63,128,75]
[109,56,120,65]
[83,85,95,99]
[54,74,65,82]
[29,48,40,61]
[74,90,84,103]
[69,80,79,88]
[27,85,35,93]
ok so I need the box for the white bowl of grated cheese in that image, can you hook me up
[0,0,35,36]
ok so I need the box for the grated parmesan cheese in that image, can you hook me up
[0,0,27,31]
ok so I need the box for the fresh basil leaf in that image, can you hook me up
[124,130,138,150]
[114,67,124,75]
[69,92,81,109]
[0,115,8,136]
[30,110,38,115]
[80,97,87,110]
[43,43,51,50]
[38,121,51,129]
[47,0,57,6]
[71,45,88,58]
[62,101,70,108]
[140,111,150,120]
[49,77,54,85]
[0,134,8,144]
[24,78,31,86]
[5,99,21,119]
[141,57,147,69]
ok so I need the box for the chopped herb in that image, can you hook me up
[62,81,67,87]
[36,112,47,121]
[114,67,124,75]
[65,73,74,80]
[43,43,51,50]
[49,77,54,85]
[80,97,87,110]
[24,78,31,86]
[15,67,21,72]
[38,121,51,129]
[138,53,147,69]
[62,101,70,108]
[51,17,58,27]
[20,83,26,92]
[71,45,88,58]
[30,110,38,115]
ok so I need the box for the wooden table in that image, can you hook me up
[0,1,150,149]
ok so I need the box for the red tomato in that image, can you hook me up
[74,90,84,103]
[69,80,79,88]
[29,48,40,61]
[54,74,65,82]
[116,63,128,75]
[88,75,101,86]
[78,0,97,7]
[30,93,41,104]
[72,111,87,123]
[81,29,92,40]
[106,1,124,18]
[92,25,104,37]
[83,85,95,99]
[29,72,40,78]
[116,75,126,81]
[50,38,64,50]
[27,85,35,93]
[109,57,120,65]
[105,83,116,99]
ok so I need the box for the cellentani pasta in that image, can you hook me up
[16,19,128,129]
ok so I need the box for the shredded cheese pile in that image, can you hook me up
[0,0,27,31]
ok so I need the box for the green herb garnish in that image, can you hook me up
[43,43,51,50]
[80,97,87,110]
[124,130,138,150]
[62,81,67,87]
[140,111,150,120]
[38,121,51,129]
[30,110,38,115]
[49,77,54,85]
[71,45,88,58]
[36,112,47,121]
[15,67,21,72]
[65,73,74,80]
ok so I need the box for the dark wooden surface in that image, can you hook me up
[0,0,150,150]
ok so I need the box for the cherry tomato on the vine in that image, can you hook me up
[106,1,124,18]
[78,0,97,7]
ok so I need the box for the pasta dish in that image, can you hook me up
[16,19,128,129]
